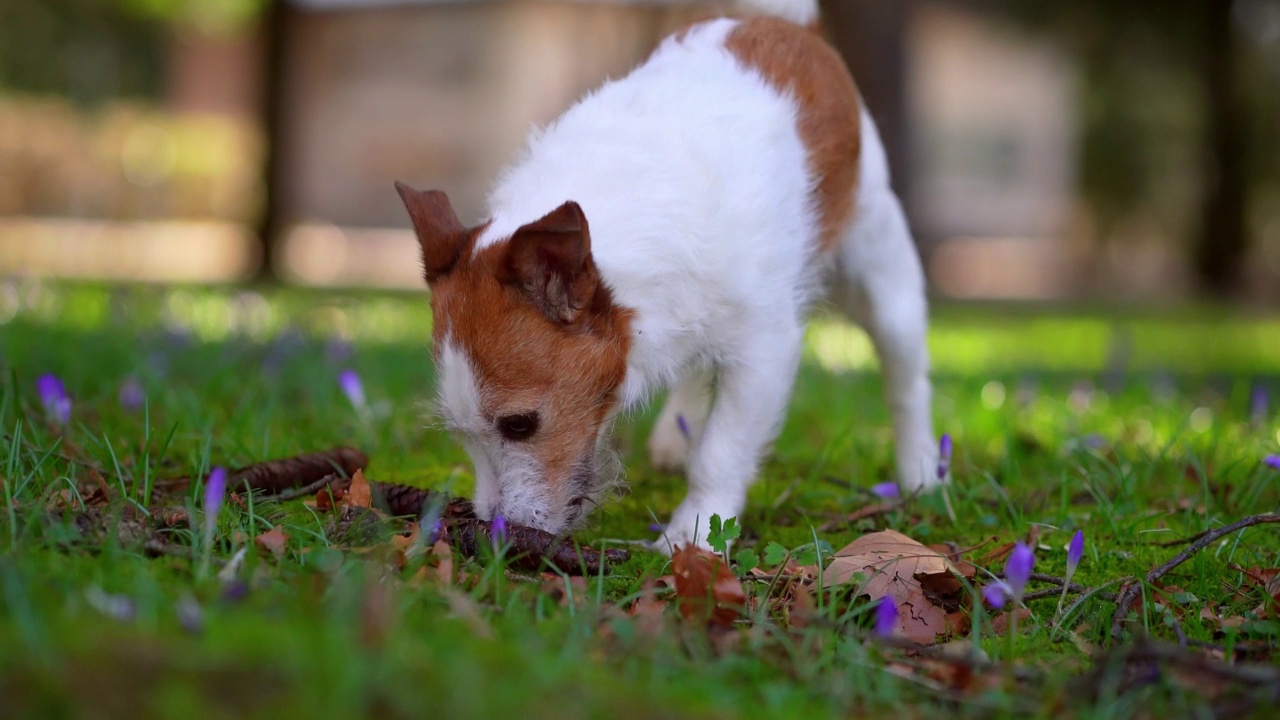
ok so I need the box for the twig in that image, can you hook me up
[444,518,630,575]
[1020,573,1117,603]
[158,447,367,493]
[263,474,339,502]
[1142,528,1215,548]
[818,501,902,532]
[1109,513,1280,642]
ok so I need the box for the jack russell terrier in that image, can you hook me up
[396,0,940,552]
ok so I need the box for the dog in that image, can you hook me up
[396,0,940,552]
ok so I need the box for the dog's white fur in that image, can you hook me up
[439,0,939,550]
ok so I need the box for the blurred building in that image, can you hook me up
[6,0,1270,301]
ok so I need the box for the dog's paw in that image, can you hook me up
[647,418,691,474]
[651,500,737,555]
[896,439,943,492]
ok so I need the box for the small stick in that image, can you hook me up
[445,519,630,575]
[1019,573,1118,603]
[229,447,368,494]
[266,474,340,502]
[818,501,902,532]
[1109,513,1280,642]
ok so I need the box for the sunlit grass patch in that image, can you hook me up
[2,280,1280,718]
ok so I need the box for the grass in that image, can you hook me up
[2,279,1280,719]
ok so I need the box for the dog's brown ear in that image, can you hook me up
[497,201,599,326]
[395,181,466,283]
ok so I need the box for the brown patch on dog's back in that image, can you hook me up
[726,17,861,251]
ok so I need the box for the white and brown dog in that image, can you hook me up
[396,0,940,552]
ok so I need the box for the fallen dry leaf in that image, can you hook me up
[313,484,346,511]
[671,546,746,631]
[431,540,455,584]
[540,573,588,607]
[391,523,421,570]
[1232,564,1280,617]
[628,576,673,637]
[991,608,1032,635]
[822,530,962,644]
[153,507,190,529]
[344,469,372,509]
[46,488,84,512]
[254,525,289,560]
[823,529,950,595]
[977,541,1015,566]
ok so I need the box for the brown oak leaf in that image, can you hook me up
[822,529,962,644]
[344,469,372,509]
[254,525,289,560]
[671,546,745,631]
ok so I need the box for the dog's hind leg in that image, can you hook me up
[831,109,940,491]
[647,367,713,473]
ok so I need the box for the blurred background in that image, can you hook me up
[1,0,1278,303]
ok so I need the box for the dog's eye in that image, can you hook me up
[497,413,539,441]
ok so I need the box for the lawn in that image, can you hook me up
[2,280,1280,719]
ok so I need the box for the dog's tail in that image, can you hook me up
[736,0,821,28]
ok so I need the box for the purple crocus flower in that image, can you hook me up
[874,596,897,637]
[36,373,72,426]
[203,467,227,535]
[936,433,952,481]
[325,337,354,364]
[1066,530,1085,580]
[870,482,900,500]
[1265,455,1280,472]
[339,369,366,410]
[676,414,691,441]
[491,514,508,551]
[118,377,145,412]
[983,583,1007,610]
[1005,542,1036,603]
[1251,385,1269,425]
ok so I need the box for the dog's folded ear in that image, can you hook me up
[395,181,467,283]
[498,201,601,327]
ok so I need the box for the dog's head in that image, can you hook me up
[396,183,632,533]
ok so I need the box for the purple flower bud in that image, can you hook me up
[420,505,445,545]
[676,414,691,441]
[118,377,145,412]
[491,514,508,551]
[648,522,666,533]
[983,583,1007,609]
[874,596,897,637]
[85,587,135,623]
[176,595,204,635]
[1066,530,1085,579]
[1004,543,1036,602]
[36,373,71,426]
[325,337,354,364]
[339,369,366,410]
[936,433,952,480]
[220,581,250,604]
[203,467,227,534]
[1251,385,1268,424]
[870,482,900,500]
[1265,455,1280,472]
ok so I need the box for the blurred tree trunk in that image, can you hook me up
[820,0,911,207]
[254,0,291,283]
[1193,0,1249,297]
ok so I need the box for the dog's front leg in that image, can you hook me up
[657,327,802,553]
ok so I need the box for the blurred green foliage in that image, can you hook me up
[0,0,265,102]
[0,0,167,102]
